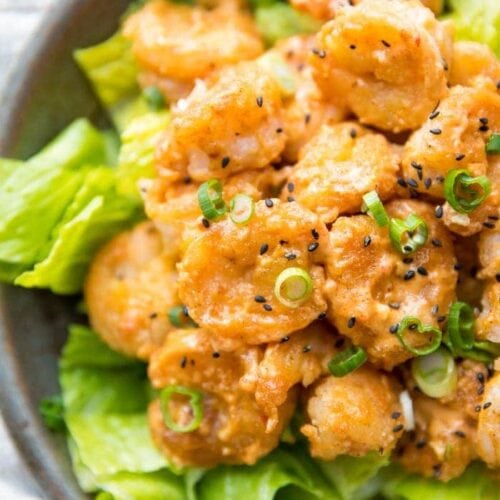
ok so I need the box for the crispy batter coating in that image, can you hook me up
[301,366,403,459]
[478,222,500,281]
[290,0,356,21]
[286,122,399,223]
[178,200,328,348]
[84,222,178,360]
[124,0,263,101]
[310,0,452,132]
[148,328,295,467]
[325,200,457,370]
[476,281,500,344]
[477,372,500,468]
[155,63,286,182]
[402,85,500,200]
[449,41,500,89]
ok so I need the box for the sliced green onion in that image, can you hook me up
[396,317,442,356]
[160,385,203,433]
[362,191,389,227]
[168,306,197,328]
[229,194,254,225]
[444,169,491,214]
[143,86,166,111]
[389,214,428,254]
[197,179,227,220]
[447,301,475,351]
[447,339,500,364]
[328,346,367,377]
[39,395,65,432]
[411,347,457,398]
[274,267,313,308]
[486,133,500,154]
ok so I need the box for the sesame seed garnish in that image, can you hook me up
[180,356,187,368]
[416,439,427,449]
[432,464,442,478]
[407,178,418,188]
[260,243,269,255]
[318,311,327,320]
[183,175,192,184]
[263,303,273,312]
[479,124,489,132]
[350,128,357,139]
[436,175,445,183]
[311,48,326,58]
[432,305,439,315]
[455,153,465,161]
[437,316,446,323]
[435,205,443,218]
[397,177,408,188]
[265,198,274,208]
[287,182,295,192]
[431,238,443,248]
[308,242,319,252]
[411,161,422,171]
[430,128,442,135]
[403,257,413,264]
[389,302,401,310]
[312,228,319,240]
[403,245,413,253]
[335,338,345,348]
[182,305,190,317]
[221,156,230,168]
[483,402,492,409]
[496,273,500,283]
[477,386,485,395]
[404,270,416,281]
[276,128,283,134]
[483,221,495,229]
[363,235,372,247]
[424,178,432,189]
[477,372,485,384]
[475,405,481,412]
[302,345,312,353]
[349,44,356,50]
[202,218,210,228]
[285,252,297,260]
[488,215,499,220]
[391,411,401,419]
[256,96,263,107]
[280,239,288,245]
[429,110,440,120]
[304,113,311,124]
[454,430,466,438]
[381,40,391,47]
[479,117,489,125]
[212,352,220,358]
[389,324,399,334]
[347,317,356,328]
[392,424,404,433]
[149,312,158,319]
[417,266,428,276]
[255,295,266,303]
[454,263,463,271]
[287,196,295,202]
[280,336,290,343]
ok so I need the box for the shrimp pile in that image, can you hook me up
[85,0,500,481]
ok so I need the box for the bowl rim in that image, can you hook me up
[0,1,91,498]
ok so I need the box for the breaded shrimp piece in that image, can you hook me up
[325,200,457,370]
[246,322,338,431]
[155,63,286,183]
[442,156,499,237]
[85,222,178,360]
[301,366,403,459]
[476,281,500,343]
[402,85,500,200]
[124,0,263,101]
[477,372,500,468]
[148,328,294,467]
[449,42,500,89]
[310,0,452,132]
[178,200,328,349]
[478,222,500,281]
[263,36,345,163]
[286,122,399,223]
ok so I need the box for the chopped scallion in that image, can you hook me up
[486,133,500,154]
[389,214,428,255]
[229,194,254,225]
[274,267,313,308]
[160,385,203,433]
[396,316,442,355]
[328,346,367,377]
[412,347,457,398]
[444,169,491,214]
[447,301,475,351]
[143,86,166,111]
[197,179,227,220]
[362,191,389,227]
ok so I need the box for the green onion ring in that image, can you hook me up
[486,133,500,154]
[198,179,227,220]
[411,347,457,398]
[447,301,475,351]
[160,385,204,433]
[444,169,491,214]
[143,86,166,111]
[362,191,390,227]
[396,316,442,356]
[328,346,367,377]
[229,194,254,225]
[389,214,428,254]
[274,267,313,308]
[168,306,197,329]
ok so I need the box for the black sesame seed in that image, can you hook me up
[397,177,408,188]
[389,324,399,334]
[475,405,482,412]
[416,439,427,449]
[318,311,327,320]
[263,303,273,311]
[454,263,463,271]
[312,48,326,58]
[304,113,311,124]
[411,161,422,171]
[350,128,357,139]
[363,235,372,247]
[182,305,189,317]
[265,198,274,208]
[392,424,404,433]
[424,178,432,189]
[335,338,345,348]
[287,182,295,192]
[430,128,442,135]
[455,153,465,161]
[409,323,418,331]
[488,215,499,220]
[483,402,492,409]
[312,229,320,240]
[477,386,485,395]
[202,218,210,228]
[308,242,319,252]
[403,245,413,253]
[435,205,443,219]
[436,175,445,183]
[391,411,401,419]
[149,312,158,319]
[280,336,290,343]
[429,110,440,120]
[496,273,500,283]
[347,317,356,328]
[431,305,439,315]
[221,156,230,168]
[407,178,418,188]
[349,44,356,50]
[276,128,283,134]
[285,252,297,260]
[477,372,485,384]
[483,221,495,229]
[212,352,220,359]
[260,243,269,255]
[303,345,312,353]
[256,96,263,107]
[454,430,466,438]
[381,39,391,47]
[437,315,446,323]
[479,124,489,132]
[255,295,266,303]
[479,117,489,125]
[287,196,295,203]
[280,239,288,245]
[404,270,416,281]
[431,238,443,248]
[417,266,428,276]
[183,175,192,184]
[389,302,401,310]
[180,356,187,368]
[432,464,442,477]
[403,257,414,264]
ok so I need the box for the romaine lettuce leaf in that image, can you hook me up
[0,158,22,183]
[445,0,500,56]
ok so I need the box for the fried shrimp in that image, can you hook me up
[286,122,399,223]
[324,200,456,370]
[301,366,403,459]
[148,328,294,467]
[85,222,178,360]
[310,0,452,132]
[477,372,500,468]
[248,322,338,431]
[476,281,500,344]
[402,85,500,201]
[178,200,328,348]
[124,0,263,101]
[155,63,286,183]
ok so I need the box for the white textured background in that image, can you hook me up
[0,1,53,498]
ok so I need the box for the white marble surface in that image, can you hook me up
[0,2,54,498]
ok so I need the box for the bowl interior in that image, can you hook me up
[0,1,130,498]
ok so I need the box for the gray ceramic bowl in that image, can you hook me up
[0,1,131,498]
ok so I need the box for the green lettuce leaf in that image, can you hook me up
[0,158,22,183]
[445,0,500,56]
[117,110,170,200]
[255,4,322,46]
